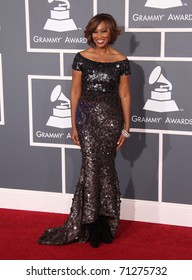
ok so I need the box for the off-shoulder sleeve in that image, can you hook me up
[120,59,131,76]
[72,53,83,71]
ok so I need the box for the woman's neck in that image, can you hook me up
[92,46,112,56]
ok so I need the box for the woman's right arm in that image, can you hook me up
[70,69,82,146]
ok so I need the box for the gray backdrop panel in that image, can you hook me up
[29,0,93,50]
[128,0,192,28]
[163,134,192,205]
[130,61,192,132]
[165,33,192,57]
[116,133,159,201]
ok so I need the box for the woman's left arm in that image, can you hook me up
[117,74,131,150]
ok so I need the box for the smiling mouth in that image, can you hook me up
[96,39,105,44]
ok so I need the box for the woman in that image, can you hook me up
[38,13,131,248]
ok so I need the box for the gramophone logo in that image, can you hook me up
[44,0,77,32]
[46,85,72,128]
[143,66,179,113]
[145,0,183,9]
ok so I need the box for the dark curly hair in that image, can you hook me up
[84,13,121,47]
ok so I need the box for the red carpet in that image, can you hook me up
[0,208,192,260]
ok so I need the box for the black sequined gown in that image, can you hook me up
[38,52,131,245]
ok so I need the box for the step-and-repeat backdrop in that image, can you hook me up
[0,0,192,226]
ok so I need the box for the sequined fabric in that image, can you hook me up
[38,52,131,245]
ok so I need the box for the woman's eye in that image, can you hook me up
[92,29,107,34]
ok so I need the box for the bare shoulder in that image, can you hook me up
[118,53,128,60]
[80,48,94,57]
[111,48,127,61]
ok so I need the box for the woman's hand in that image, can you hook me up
[71,128,80,146]
[116,134,126,150]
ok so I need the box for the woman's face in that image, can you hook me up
[92,21,111,48]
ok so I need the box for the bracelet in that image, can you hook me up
[122,129,131,138]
